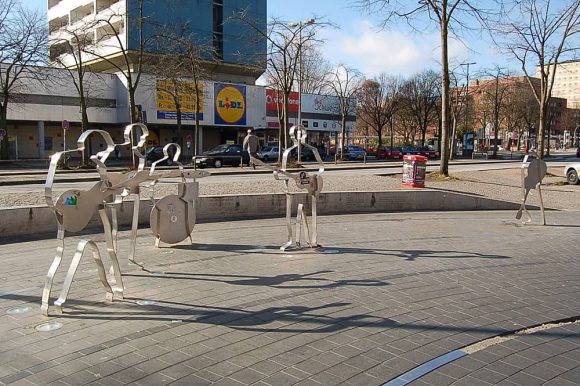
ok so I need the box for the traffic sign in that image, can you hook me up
[62,120,69,130]
[186,134,193,142]
[0,128,6,138]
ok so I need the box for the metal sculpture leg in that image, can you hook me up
[41,225,65,316]
[54,240,114,314]
[537,185,546,225]
[129,194,140,263]
[311,195,320,248]
[109,205,119,254]
[281,193,295,251]
[98,209,124,298]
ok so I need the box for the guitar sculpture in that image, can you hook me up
[515,154,547,225]
[146,143,208,246]
[250,125,325,251]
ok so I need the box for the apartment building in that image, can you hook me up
[536,60,580,109]
[47,0,267,84]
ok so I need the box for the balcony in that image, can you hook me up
[70,3,94,25]
[49,41,70,62]
[96,20,124,43]
[96,0,121,13]
[48,0,62,8]
[48,15,68,33]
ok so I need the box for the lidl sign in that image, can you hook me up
[214,83,246,125]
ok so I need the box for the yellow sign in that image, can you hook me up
[214,84,246,125]
[156,80,203,120]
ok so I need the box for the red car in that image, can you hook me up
[418,146,439,159]
[376,146,402,160]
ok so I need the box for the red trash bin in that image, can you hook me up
[401,155,427,188]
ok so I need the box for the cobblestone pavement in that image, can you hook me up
[1,211,579,385]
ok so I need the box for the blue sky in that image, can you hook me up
[28,0,517,81]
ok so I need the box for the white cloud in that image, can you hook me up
[324,19,470,78]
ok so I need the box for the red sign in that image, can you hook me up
[266,89,299,112]
[62,120,69,130]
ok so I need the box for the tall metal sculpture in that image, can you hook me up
[516,153,547,225]
[250,125,324,251]
[42,124,208,315]
[42,129,125,315]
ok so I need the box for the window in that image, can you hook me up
[213,0,224,60]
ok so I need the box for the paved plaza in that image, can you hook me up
[0,210,579,385]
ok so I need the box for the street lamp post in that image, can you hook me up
[288,18,315,164]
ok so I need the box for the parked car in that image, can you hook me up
[145,146,177,166]
[195,144,249,168]
[564,163,580,185]
[400,146,421,156]
[256,146,283,162]
[418,146,439,159]
[289,146,317,161]
[341,145,367,161]
[376,146,402,160]
[364,147,377,156]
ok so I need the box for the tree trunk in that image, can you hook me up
[538,104,546,158]
[0,105,8,159]
[439,22,450,175]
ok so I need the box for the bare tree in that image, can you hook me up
[150,23,214,156]
[326,64,363,157]
[357,74,402,149]
[400,69,440,148]
[0,0,47,159]
[357,0,498,175]
[299,43,331,94]
[477,66,512,157]
[50,23,96,135]
[449,67,466,160]
[497,0,579,158]
[85,0,150,125]
[263,18,325,155]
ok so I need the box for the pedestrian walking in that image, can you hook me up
[243,128,259,169]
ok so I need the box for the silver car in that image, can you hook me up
[564,163,580,185]
[256,146,283,162]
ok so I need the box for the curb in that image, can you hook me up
[0,190,526,241]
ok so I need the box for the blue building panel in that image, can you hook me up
[126,0,266,69]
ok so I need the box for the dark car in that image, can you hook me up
[418,146,439,159]
[400,146,421,156]
[342,145,367,161]
[376,146,402,160]
[145,146,177,166]
[196,144,250,168]
[289,146,317,161]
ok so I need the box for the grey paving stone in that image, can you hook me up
[502,370,545,386]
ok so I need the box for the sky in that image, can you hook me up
[26,0,528,82]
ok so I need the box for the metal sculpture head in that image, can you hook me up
[150,143,183,177]
[290,125,307,145]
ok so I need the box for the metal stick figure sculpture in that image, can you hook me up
[251,125,324,251]
[516,153,547,225]
[42,125,208,315]
[42,129,125,315]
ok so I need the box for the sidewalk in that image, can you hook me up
[1,211,578,385]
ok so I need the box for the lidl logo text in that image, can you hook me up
[215,84,246,125]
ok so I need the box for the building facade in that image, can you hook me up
[2,67,356,160]
[48,0,267,84]
[536,60,580,109]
